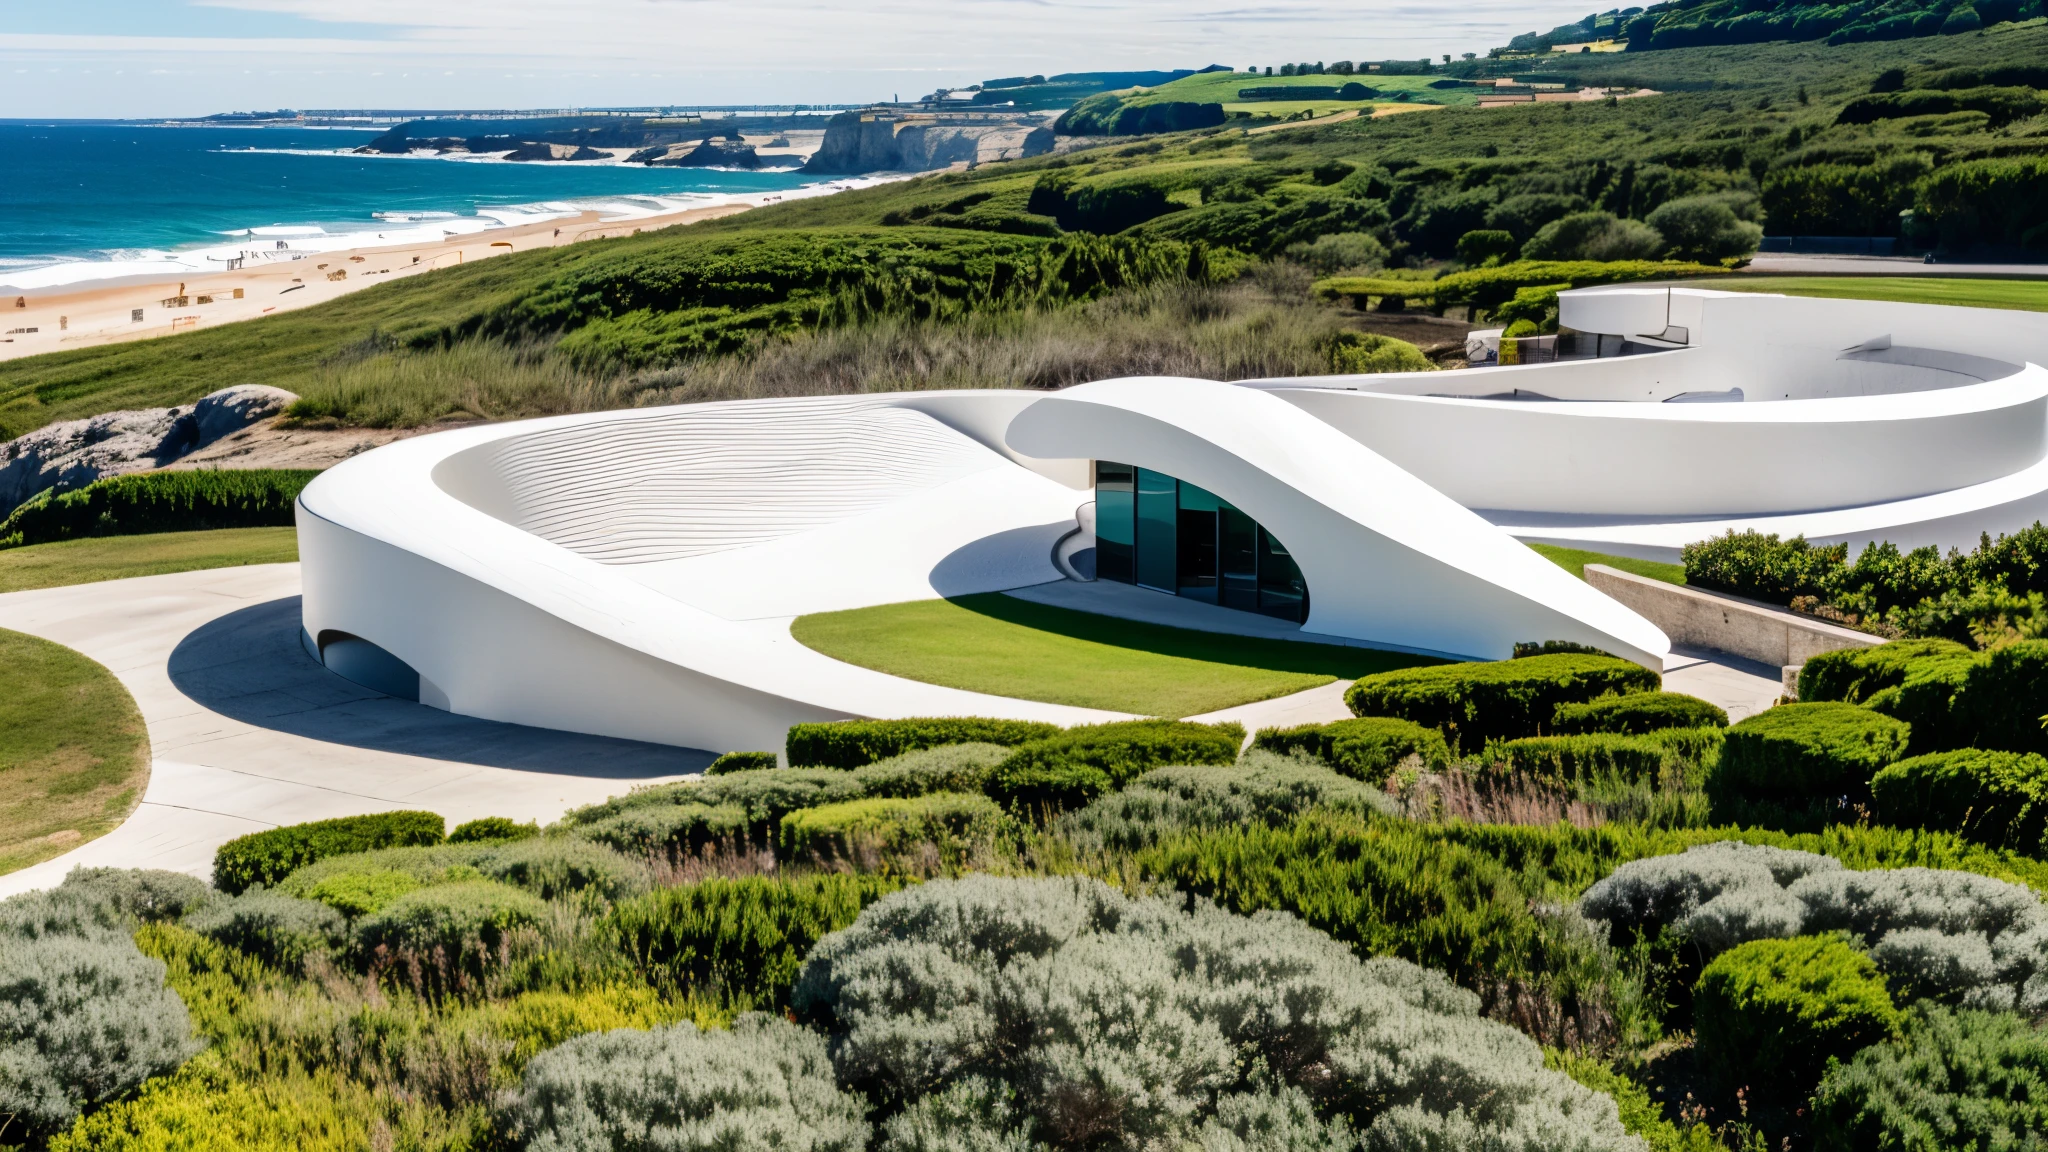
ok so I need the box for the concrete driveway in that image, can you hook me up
[0,563,707,896]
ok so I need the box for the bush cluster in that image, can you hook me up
[182,889,346,969]
[1872,747,2048,854]
[1492,732,1672,788]
[1711,702,1909,822]
[1346,653,1662,748]
[354,879,548,1000]
[212,810,445,894]
[1694,936,1900,1114]
[1552,691,1728,735]
[1251,715,1451,777]
[986,719,1242,815]
[778,792,1009,871]
[1060,749,1398,853]
[705,750,779,775]
[1810,1004,2048,1151]
[0,469,317,549]
[785,717,1059,769]
[448,816,539,843]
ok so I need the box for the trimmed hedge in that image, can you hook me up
[570,803,752,859]
[1956,640,2048,757]
[603,874,904,1010]
[1871,748,2048,854]
[447,817,538,844]
[1694,936,1899,1113]
[0,469,318,549]
[1494,733,1670,787]
[1252,716,1451,779]
[988,719,1242,796]
[212,811,445,895]
[778,792,1009,870]
[1799,638,1978,752]
[1345,654,1661,748]
[785,717,1060,769]
[705,751,778,775]
[354,879,546,998]
[1552,691,1727,735]
[1715,702,1909,801]
[984,761,1114,816]
[1798,639,1972,705]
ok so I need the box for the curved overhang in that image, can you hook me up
[1003,376,1672,668]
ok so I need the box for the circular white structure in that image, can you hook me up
[297,288,2048,752]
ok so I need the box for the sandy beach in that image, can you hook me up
[0,167,871,365]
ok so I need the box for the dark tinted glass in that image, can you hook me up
[1095,461,1135,584]
[1135,468,1178,592]
[1257,526,1308,623]
[1176,481,1220,602]
[1220,504,1258,611]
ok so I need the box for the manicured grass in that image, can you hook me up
[0,526,298,593]
[0,628,150,874]
[1530,542,1687,585]
[1722,276,2048,313]
[791,592,1439,717]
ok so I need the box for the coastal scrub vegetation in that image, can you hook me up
[0,629,150,876]
[10,25,2048,435]
[21,634,2048,1150]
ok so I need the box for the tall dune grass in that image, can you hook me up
[284,279,1428,429]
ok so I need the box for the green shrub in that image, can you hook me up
[54,868,212,923]
[603,874,905,1010]
[1061,751,1398,853]
[706,751,779,775]
[785,717,1060,769]
[1798,638,1970,704]
[0,890,201,1142]
[1872,748,2048,854]
[1956,639,2048,757]
[468,837,653,905]
[277,839,650,909]
[500,1014,868,1152]
[992,719,1241,788]
[984,760,1113,816]
[1683,530,1846,604]
[0,469,318,549]
[1494,733,1670,787]
[778,792,1009,871]
[1553,691,1728,735]
[1546,1050,1721,1152]
[181,889,346,969]
[353,879,547,999]
[299,868,427,917]
[1694,936,1899,1113]
[569,803,753,859]
[447,816,538,843]
[559,769,864,850]
[1252,716,1451,778]
[848,742,1010,798]
[1346,654,1661,748]
[1810,1005,2048,1152]
[46,1052,374,1152]
[1715,702,1909,802]
[212,811,445,895]
[791,874,1638,1149]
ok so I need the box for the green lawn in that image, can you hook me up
[0,526,298,593]
[0,628,151,874]
[1529,542,1686,584]
[1141,69,1479,109]
[791,592,1438,717]
[1722,276,2048,313]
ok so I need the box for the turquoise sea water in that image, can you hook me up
[0,122,821,285]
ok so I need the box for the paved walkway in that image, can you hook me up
[0,564,706,897]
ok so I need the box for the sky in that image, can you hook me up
[0,0,1604,118]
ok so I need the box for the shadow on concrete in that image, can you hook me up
[168,597,714,777]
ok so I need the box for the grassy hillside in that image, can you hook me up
[4,25,2045,436]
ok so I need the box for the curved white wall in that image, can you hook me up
[1004,378,1670,667]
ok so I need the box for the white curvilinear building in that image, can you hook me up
[296,287,2048,752]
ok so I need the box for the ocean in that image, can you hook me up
[0,122,832,291]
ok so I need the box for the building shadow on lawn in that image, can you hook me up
[168,596,714,777]
[946,591,1441,679]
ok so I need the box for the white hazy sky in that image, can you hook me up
[0,0,1600,118]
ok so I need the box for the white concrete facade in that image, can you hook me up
[298,289,2047,753]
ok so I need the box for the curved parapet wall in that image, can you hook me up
[1004,377,1671,668]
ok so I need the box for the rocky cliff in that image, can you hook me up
[0,386,296,516]
[804,110,1053,174]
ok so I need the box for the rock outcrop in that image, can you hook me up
[629,138,788,169]
[804,110,1054,174]
[0,386,298,515]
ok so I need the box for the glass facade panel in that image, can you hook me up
[1095,462,1135,584]
[1176,481,1220,603]
[1093,461,1307,625]
[1134,467,1178,593]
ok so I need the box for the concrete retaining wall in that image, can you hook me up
[1584,564,1884,668]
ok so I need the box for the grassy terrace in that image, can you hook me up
[791,592,1437,716]
[1722,276,2048,313]
[1528,542,1686,584]
[0,527,298,593]
[0,628,150,874]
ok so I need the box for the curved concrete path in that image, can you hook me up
[0,563,707,897]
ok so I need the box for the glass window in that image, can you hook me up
[1219,505,1259,612]
[1095,461,1134,585]
[1135,467,1178,593]
[1176,481,1220,603]
[1257,526,1308,623]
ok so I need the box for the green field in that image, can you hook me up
[0,628,150,874]
[0,527,298,593]
[1721,276,2048,313]
[1529,543,1687,584]
[1138,69,1480,110]
[791,592,1436,716]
